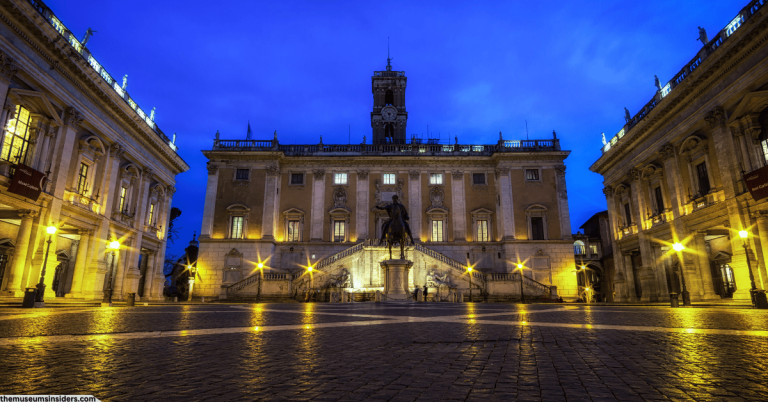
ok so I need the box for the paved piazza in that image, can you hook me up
[1,303,767,401]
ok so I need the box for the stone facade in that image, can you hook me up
[591,0,768,302]
[0,0,188,300]
[195,63,578,301]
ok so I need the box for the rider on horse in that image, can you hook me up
[376,195,414,248]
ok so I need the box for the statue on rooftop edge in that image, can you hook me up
[150,107,156,121]
[601,133,607,146]
[81,28,97,47]
[698,26,709,46]
[654,75,662,91]
[122,75,128,90]
[376,195,413,260]
[624,107,631,123]
[363,135,366,144]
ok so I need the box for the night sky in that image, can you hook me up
[48,0,744,258]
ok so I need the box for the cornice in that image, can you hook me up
[591,11,768,175]
[0,0,188,174]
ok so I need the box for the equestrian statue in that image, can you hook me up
[375,195,414,260]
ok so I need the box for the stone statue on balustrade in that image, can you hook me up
[624,107,631,123]
[698,26,709,46]
[654,75,662,91]
[375,195,414,260]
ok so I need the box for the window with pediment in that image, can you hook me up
[226,204,250,239]
[114,164,140,218]
[525,204,548,240]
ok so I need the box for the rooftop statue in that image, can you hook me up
[122,74,128,90]
[375,195,413,260]
[80,27,97,47]
[654,75,662,91]
[601,132,607,146]
[698,26,709,46]
[624,107,631,123]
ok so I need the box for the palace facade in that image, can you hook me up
[0,0,188,301]
[591,0,768,302]
[195,61,578,301]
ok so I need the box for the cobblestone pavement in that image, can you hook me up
[1,303,767,401]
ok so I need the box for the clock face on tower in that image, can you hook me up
[382,105,397,122]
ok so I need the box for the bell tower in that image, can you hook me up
[371,56,407,144]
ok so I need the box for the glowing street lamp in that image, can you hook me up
[517,263,526,304]
[34,226,57,307]
[466,266,473,302]
[672,242,691,307]
[738,230,768,309]
[102,240,120,306]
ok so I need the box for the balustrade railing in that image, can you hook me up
[487,272,550,294]
[212,139,560,155]
[600,0,765,155]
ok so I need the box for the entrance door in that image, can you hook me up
[720,264,736,298]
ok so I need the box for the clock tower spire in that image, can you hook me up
[371,54,407,144]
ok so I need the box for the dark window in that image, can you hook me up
[654,186,664,213]
[696,162,710,195]
[385,90,395,106]
[624,203,632,226]
[0,254,7,289]
[472,173,486,185]
[531,217,544,240]
[525,169,539,181]
[77,163,89,195]
[291,173,303,185]
[236,169,249,180]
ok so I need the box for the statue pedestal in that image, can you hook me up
[380,259,413,300]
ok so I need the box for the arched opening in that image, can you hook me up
[573,240,585,255]
[385,90,395,106]
[384,123,394,143]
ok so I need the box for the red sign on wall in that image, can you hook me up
[6,163,46,201]
[745,165,768,201]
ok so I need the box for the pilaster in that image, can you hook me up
[261,165,280,240]
[408,171,421,242]
[495,168,515,240]
[3,210,37,296]
[450,171,466,241]
[554,165,572,240]
[693,230,718,299]
[200,163,219,238]
[356,170,369,240]
[310,170,326,241]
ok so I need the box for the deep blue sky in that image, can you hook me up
[49,0,744,258]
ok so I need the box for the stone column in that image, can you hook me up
[261,166,280,240]
[623,252,638,302]
[49,108,82,199]
[408,171,421,242]
[310,170,326,241]
[200,163,219,238]
[753,211,768,289]
[451,171,466,241]
[554,166,572,240]
[692,230,718,299]
[0,51,19,124]
[660,144,685,219]
[495,168,515,240]
[4,210,37,297]
[603,187,623,302]
[707,107,739,199]
[355,170,369,240]
[650,244,669,297]
[66,229,92,298]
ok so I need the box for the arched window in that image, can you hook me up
[1,105,32,164]
[573,240,585,255]
[385,90,395,106]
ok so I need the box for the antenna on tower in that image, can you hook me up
[525,120,529,140]
[386,37,393,71]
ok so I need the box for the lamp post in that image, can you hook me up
[307,265,314,302]
[738,230,768,309]
[672,242,691,306]
[102,240,120,306]
[517,263,525,304]
[467,266,473,302]
[579,265,592,303]
[34,226,57,307]
[187,264,196,302]
[257,262,264,303]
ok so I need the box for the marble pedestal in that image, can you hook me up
[380,259,413,300]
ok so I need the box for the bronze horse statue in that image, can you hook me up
[375,195,414,260]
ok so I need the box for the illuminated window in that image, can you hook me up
[573,240,586,255]
[590,244,598,255]
[525,169,539,181]
[76,162,89,195]
[477,220,489,242]
[383,173,395,185]
[432,220,443,242]
[147,203,155,225]
[334,173,347,185]
[333,220,345,242]
[287,220,300,242]
[235,169,249,180]
[230,216,244,239]
[119,187,127,212]
[430,173,442,185]
[1,106,32,164]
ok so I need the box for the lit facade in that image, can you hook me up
[0,0,189,300]
[591,0,768,302]
[196,62,578,301]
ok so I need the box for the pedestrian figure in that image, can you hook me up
[423,284,428,301]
